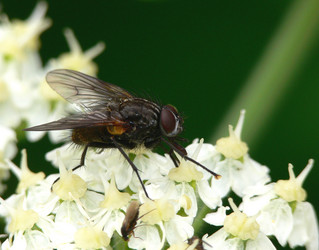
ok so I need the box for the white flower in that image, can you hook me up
[128,214,194,250]
[74,225,110,249]
[213,155,270,197]
[204,198,276,250]
[288,201,318,250]
[0,125,17,194]
[39,139,217,248]
[168,236,206,250]
[52,151,87,201]
[241,159,318,249]
[204,229,275,250]
[127,148,165,193]
[46,143,134,196]
[0,3,53,138]
[0,125,17,161]
[0,194,52,249]
[166,138,220,181]
[45,28,105,76]
[130,197,194,247]
[203,206,229,226]
[1,133,317,249]
[45,143,82,169]
[0,2,51,60]
[38,201,88,247]
[0,2,104,144]
[38,28,105,143]
[140,198,176,225]
[99,176,131,210]
[0,58,49,130]
[0,196,39,234]
[6,149,45,193]
[1,230,52,250]
[45,147,135,240]
[215,110,248,160]
[153,139,222,210]
[167,139,204,182]
[24,175,59,216]
[128,225,163,250]
[203,110,270,198]
[164,215,194,245]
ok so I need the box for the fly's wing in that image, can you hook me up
[124,201,140,224]
[24,111,127,131]
[121,201,140,236]
[46,69,133,109]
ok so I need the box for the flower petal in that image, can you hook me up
[197,180,222,209]
[288,201,319,250]
[246,232,276,250]
[257,198,293,246]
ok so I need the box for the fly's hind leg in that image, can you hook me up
[51,144,90,189]
[111,138,151,199]
[51,140,151,200]
[72,144,90,171]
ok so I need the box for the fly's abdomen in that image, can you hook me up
[72,127,109,145]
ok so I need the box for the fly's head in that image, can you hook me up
[159,105,184,138]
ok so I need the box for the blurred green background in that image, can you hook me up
[1,0,318,248]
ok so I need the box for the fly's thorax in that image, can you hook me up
[120,98,160,131]
[111,98,162,148]
[119,98,160,137]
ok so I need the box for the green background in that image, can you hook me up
[1,0,319,248]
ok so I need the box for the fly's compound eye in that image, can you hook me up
[160,105,183,137]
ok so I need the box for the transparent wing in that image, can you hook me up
[24,111,127,131]
[46,69,132,108]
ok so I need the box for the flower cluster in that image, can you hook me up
[0,2,104,194]
[0,3,318,250]
[1,109,318,249]
[0,2,104,139]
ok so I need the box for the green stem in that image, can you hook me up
[193,198,211,234]
[210,0,319,146]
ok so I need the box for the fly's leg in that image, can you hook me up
[161,137,221,179]
[158,143,180,167]
[168,149,180,167]
[51,144,90,189]
[111,138,150,199]
[71,143,90,171]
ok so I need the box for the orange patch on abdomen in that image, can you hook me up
[107,125,127,135]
